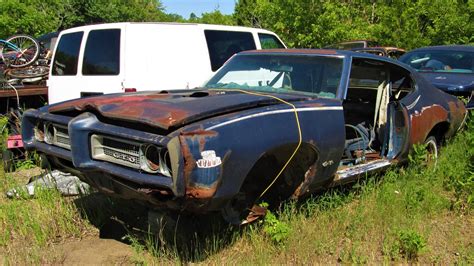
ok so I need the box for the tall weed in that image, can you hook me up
[443,112,474,212]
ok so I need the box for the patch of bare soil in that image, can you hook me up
[57,238,135,264]
[8,166,43,182]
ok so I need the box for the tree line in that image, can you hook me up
[0,0,472,50]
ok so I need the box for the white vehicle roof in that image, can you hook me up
[60,22,279,35]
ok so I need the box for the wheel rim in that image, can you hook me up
[425,139,438,164]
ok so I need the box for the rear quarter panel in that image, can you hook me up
[401,72,467,146]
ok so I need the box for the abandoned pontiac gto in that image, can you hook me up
[22,49,467,224]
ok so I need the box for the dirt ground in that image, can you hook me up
[57,238,135,264]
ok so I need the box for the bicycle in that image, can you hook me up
[0,35,40,68]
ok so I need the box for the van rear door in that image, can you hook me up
[48,26,125,104]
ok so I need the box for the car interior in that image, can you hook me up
[341,58,415,167]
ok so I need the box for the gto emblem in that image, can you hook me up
[112,152,137,163]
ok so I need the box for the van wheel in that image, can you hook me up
[424,136,438,165]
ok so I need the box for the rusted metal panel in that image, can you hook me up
[292,164,317,198]
[409,104,449,144]
[179,129,222,199]
[48,90,307,130]
[0,85,47,98]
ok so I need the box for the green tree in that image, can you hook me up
[0,0,173,38]
[0,0,64,37]
[187,10,235,25]
[234,0,473,49]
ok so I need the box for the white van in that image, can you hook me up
[48,22,286,104]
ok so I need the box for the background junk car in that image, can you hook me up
[399,45,474,109]
[352,47,406,59]
[22,49,467,224]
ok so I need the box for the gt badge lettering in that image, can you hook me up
[196,150,222,168]
[322,160,334,167]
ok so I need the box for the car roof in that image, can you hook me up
[241,48,410,64]
[353,47,405,52]
[406,45,474,52]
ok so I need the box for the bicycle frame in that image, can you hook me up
[0,39,22,57]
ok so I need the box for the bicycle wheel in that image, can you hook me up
[1,35,40,68]
[5,65,49,79]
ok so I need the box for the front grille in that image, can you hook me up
[91,134,142,169]
[48,124,71,150]
[54,126,70,149]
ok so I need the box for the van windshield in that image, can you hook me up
[204,54,343,99]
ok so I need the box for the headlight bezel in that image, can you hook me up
[138,143,172,177]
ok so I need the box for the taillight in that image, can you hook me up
[124,88,136,93]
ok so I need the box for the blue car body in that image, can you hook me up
[22,49,467,223]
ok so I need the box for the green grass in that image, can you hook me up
[0,115,473,264]
[0,168,95,264]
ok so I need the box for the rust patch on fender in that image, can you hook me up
[180,129,218,137]
[181,129,218,152]
[409,104,448,144]
[185,182,219,199]
[292,164,317,199]
[179,135,195,184]
[180,130,222,199]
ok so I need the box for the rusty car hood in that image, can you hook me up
[48,90,311,130]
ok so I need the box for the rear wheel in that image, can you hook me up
[424,136,438,165]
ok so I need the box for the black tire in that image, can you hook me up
[1,35,40,68]
[424,136,438,165]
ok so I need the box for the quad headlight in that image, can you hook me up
[44,122,55,144]
[33,121,44,142]
[140,144,171,177]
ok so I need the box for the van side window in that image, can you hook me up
[52,32,83,76]
[82,29,120,75]
[258,33,285,49]
[205,30,256,71]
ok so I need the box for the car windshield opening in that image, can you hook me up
[204,54,343,99]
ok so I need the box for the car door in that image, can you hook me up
[381,63,416,160]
